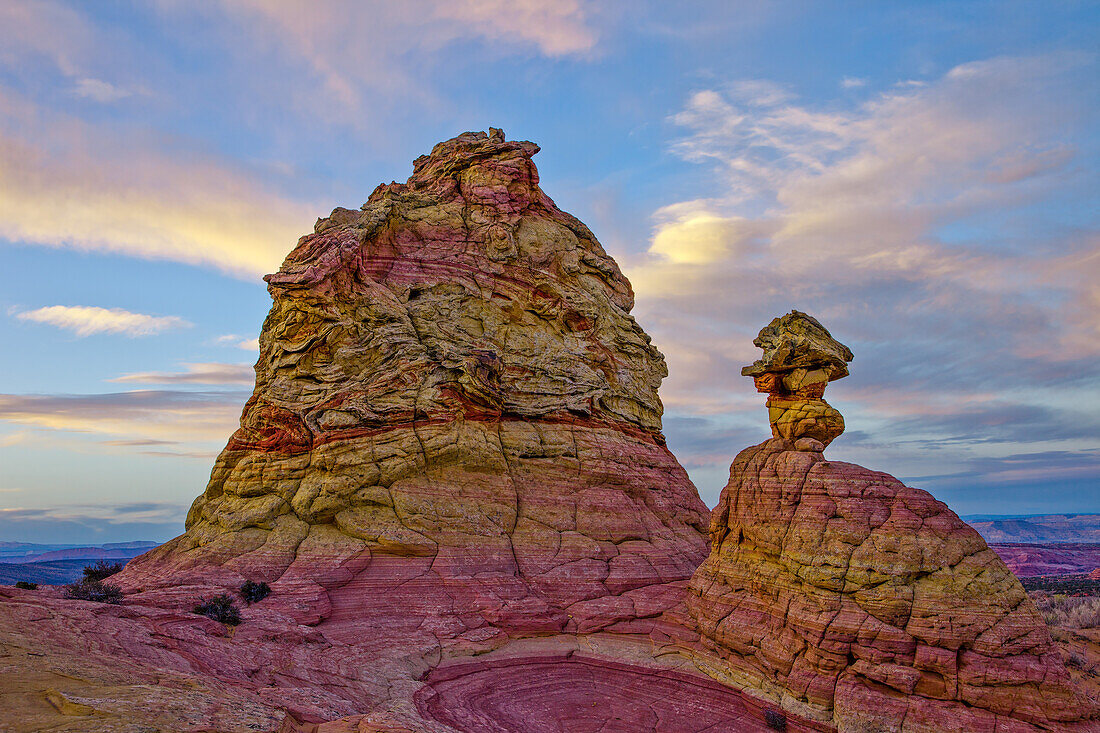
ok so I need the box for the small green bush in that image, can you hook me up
[193,594,242,625]
[65,579,123,604]
[15,581,38,590]
[83,560,124,582]
[239,579,271,604]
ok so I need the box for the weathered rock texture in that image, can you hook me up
[688,313,1096,732]
[119,128,711,639]
[743,311,851,447]
[3,134,1094,733]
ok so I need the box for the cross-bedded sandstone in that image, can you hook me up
[3,136,1093,733]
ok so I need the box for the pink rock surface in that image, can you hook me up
[3,136,1095,733]
[414,655,827,733]
[686,436,1098,731]
[0,583,834,732]
[115,128,711,644]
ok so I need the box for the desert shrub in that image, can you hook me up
[1066,599,1100,629]
[239,580,271,604]
[1033,594,1100,630]
[764,709,787,731]
[82,560,124,582]
[193,594,242,625]
[15,581,37,590]
[1064,650,1088,669]
[64,580,123,604]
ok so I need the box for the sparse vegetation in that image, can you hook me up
[82,560,124,582]
[15,581,37,590]
[239,579,271,604]
[1020,575,1100,595]
[764,709,787,731]
[1033,593,1100,630]
[193,594,242,625]
[64,579,123,604]
[1063,649,1090,670]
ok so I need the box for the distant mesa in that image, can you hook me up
[969,514,1100,544]
[0,132,1094,732]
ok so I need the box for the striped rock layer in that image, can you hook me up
[687,436,1096,732]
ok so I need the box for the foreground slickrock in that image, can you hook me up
[687,312,1097,731]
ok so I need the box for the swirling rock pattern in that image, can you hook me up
[3,138,1093,733]
[414,656,824,733]
[117,128,711,640]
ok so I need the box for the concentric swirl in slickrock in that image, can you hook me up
[1,134,1093,733]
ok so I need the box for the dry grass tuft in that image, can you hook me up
[1033,594,1100,630]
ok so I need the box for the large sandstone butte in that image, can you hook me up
[119,127,712,636]
[687,311,1097,731]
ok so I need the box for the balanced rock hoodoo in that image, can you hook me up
[742,310,851,448]
[688,313,1095,731]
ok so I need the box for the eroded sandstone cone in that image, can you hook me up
[688,314,1096,731]
[743,310,851,447]
[118,129,711,639]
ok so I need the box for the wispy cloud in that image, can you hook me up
[109,362,254,385]
[0,390,246,445]
[433,0,598,56]
[71,77,134,103]
[0,502,186,525]
[0,431,27,447]
[0,502,187,543]
[0,0,101,78]
[14,305,191,337]
[629,54,1100,494]
[0,0,603,280]
[151,0,600,123]
[0,83,317,278]
[214,334,260,351]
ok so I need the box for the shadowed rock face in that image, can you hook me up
[688,313,1095,732]
[118,128,711,638]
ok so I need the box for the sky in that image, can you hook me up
[0,0,1097,544]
